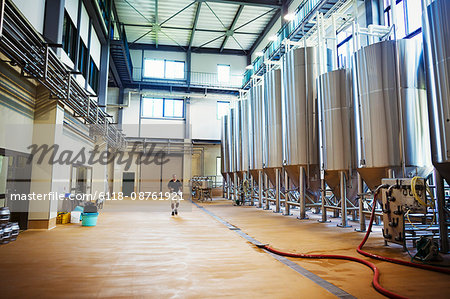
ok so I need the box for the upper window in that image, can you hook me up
[142,98,184,118]
[143,59,185,79]
[217,101,230,120]
[62,11,77,60]
[384,0,422,39]
[217,64,230,82]
[165,61,185,79]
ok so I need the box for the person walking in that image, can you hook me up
[168,174,182,216]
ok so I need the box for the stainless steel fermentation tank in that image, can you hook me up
[319,69,358,200]
[249,82,265,183]
[227,107,237,184]
[220,115,230,198]
[354,39,432,190]
[423,0,450,252]
[263,68,283,185]
[318,68,358,226]
[263,68,283,212]
[220,115,229,176]
[282,47,328,217]
[236,98,250,180]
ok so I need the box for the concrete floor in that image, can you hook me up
[0,198,449,298]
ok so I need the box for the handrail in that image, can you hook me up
[0,0,126,149]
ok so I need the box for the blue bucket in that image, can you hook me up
[81,213,98,227]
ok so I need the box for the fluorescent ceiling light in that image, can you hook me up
[255,51,264,57]
[268,35,278,42]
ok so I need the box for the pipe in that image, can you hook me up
[259,186,450,299]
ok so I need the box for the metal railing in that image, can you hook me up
[0,0,126,149]
[133,67,243,89]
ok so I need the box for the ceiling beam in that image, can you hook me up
[155,0,158,48]
[122,23,257,35]
[220,5,243,52]
[189,2,202,50]
[129,43,247,56]
[202,0,282,9]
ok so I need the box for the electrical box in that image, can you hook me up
[380,178,427,248]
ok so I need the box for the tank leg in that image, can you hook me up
[435,169,449,253]
[275,168,280,213]
[284,169,291,216]
[318,178,329,223]
[258,170,263,208]
[298,166,308,219]
[234,173,238,204]
[338,171,351,228]
[264,172,270,210]
[356,173,366,232]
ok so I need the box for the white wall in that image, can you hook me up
[11,0,46,34]
[117,89,236,141]
[191,53,246,76]
[90,27,102,68]
[190,97,224,140]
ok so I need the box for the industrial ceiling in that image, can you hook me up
[114,0,284,55]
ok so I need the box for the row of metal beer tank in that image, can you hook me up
[220,0,449,221]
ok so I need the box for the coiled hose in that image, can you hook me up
[259,185,450,299]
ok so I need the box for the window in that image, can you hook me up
[62,11,77,60]
[384,0,422,40]
[143,59,185,79]
[216,157,221,176]
[165,61,185,79]
[144,59,165,78]
[142,98,164,118]
[78,41,88,78]
[217,64,230,82]
[89,59,99,93]
[217,101,230,120]
[142,98,184,118]
[164,99,184,118]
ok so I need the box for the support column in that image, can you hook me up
[275,168,280,213]
[338,171,351,227]
[97,40,110,109]
[298,166,307,219]
[435,169,449,253]
[28,93,64,229]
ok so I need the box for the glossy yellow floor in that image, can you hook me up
[0,198,449,298]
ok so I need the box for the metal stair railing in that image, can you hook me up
[0,0,126,149]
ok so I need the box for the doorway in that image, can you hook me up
[122,172,135,196]
[1,149,32,230]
